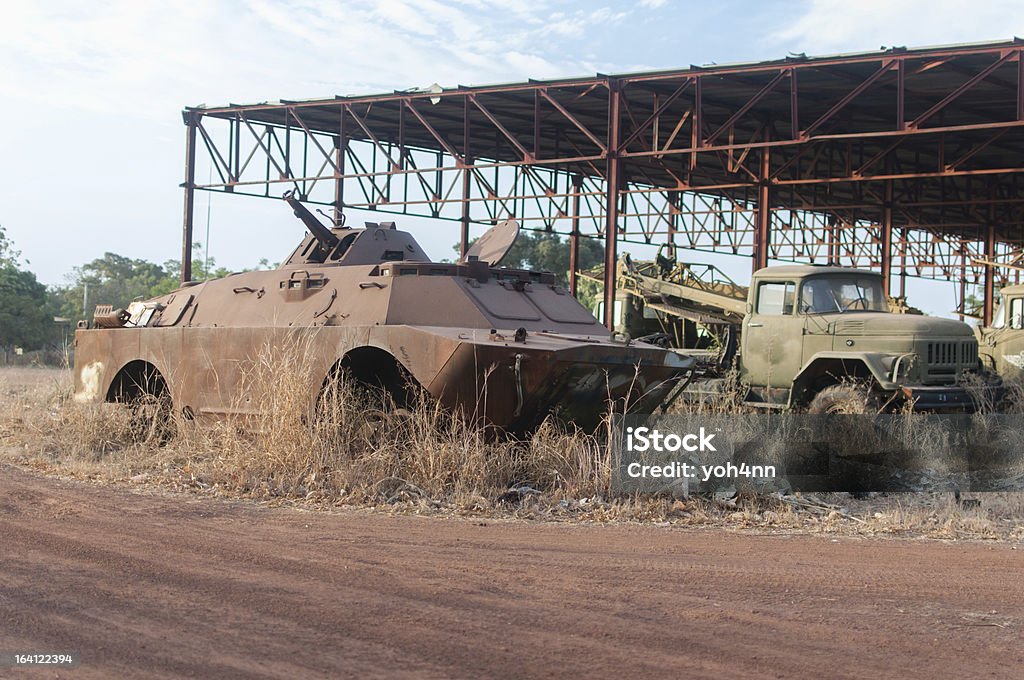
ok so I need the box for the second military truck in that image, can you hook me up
[977,283,1024,380]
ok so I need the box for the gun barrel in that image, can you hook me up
[283,190,339,250]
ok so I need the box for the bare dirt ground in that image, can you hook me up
[2,464,1022,679]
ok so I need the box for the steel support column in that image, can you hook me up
[880,180,893,296]
[569,174,582,298]
[667,190,680,248]
[983,223,996,326]
[753,143,771,272]
[829,218,840,265]
[181,114,198,283]
[958,244,967,321]
[460,158,473,257]
[899,228,908,297]
[603,81,623,330]
[334,108,346,223]
[460,101,472,257]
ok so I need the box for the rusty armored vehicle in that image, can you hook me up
[73,193,693,434]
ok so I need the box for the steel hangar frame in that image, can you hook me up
[180,39,1024,327]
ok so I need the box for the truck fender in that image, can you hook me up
[789,352,896,407]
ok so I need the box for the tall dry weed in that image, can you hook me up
[29,338,613,504]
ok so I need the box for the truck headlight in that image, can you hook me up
[890,354,916,382]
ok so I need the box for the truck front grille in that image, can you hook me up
[927,342,955,365]
[925,341,976,375]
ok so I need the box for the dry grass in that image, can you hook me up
[667,369,749,414]
[1,358,1022,542]
[1,343,611,506]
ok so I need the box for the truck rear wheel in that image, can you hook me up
[807,384,879,415]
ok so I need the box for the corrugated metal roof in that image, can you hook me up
[189,38,1022,111]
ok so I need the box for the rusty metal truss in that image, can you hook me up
[182,40,1024,327]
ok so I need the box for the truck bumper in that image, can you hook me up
[898,384,1003,412]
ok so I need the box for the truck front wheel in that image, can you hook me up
[807,384,879,415]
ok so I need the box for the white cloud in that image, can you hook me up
[639,0,667,8]
[538,6,631,39]
[0,0,598,120]
[772,0,1024,55]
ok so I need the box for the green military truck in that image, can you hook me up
[977,284,1024,380]
[738,265,982,411]
[593,256,991,412]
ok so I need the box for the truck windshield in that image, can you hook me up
[800,276,887,314]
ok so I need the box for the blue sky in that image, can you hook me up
[2,0,1023,316]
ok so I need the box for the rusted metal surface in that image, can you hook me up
[181,113,197,284]
[75,199,692,434]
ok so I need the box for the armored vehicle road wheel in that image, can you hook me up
[807,383,880,415]
[106,361,175,443]
[127,392,175,443]
[357,407,415,444]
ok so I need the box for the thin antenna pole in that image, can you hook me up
[204,166,212,278]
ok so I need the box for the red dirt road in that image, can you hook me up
[1,464,1021,679]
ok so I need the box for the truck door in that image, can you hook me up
[981,295,1024,379]
[741,280,804,398]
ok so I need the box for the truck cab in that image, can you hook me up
[977,284,1024,379]
[741,266,983,411]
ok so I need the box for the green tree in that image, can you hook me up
[0,224,22,268]
[455,229,605,310]
[963,292,983,320]
[454,230,604,287]
[53,252,174,320]
[159,244,233,286]
[51,242,244,319]
[0,226,54,351]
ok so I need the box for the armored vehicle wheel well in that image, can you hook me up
[326,347,422,409]
[106,360,169,404]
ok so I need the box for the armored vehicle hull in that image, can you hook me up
[74,205,691,434]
